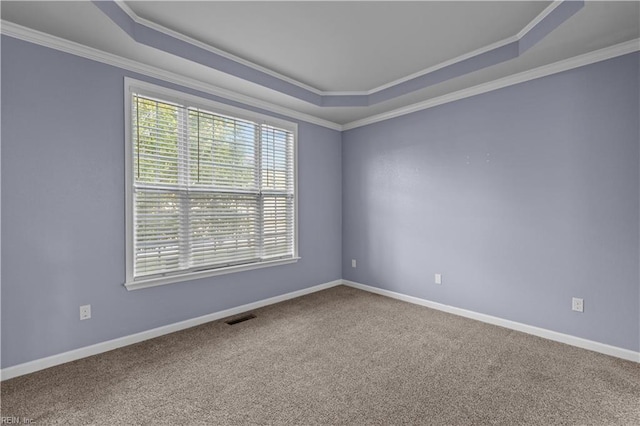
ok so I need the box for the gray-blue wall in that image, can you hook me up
[2,36,639,369]
[0,36,342,368]
[342,52,640,352]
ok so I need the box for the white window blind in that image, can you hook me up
[128,90,296,284]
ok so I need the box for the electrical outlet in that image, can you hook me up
[80,304,91,320]
[435,274,442,285]
[572,298,584,313]
[351,259,357,268]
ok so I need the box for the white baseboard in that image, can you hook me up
[3,277,636,381]
[0,279,343,381]
[342,279,640,363]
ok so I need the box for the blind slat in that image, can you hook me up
[132,93,295,279]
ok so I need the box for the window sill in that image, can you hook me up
[125,257,301,291]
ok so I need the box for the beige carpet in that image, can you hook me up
[2,285,639,425]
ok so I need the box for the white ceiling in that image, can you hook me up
[125,1,549,92]
[1,1,639,127]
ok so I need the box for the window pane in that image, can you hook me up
[261,125,294,193]
[133,96,183,187]
[134,189,183,276]
[130,91,296,281]
[262,195,294,258]
[189,110,258,190]
[189,192,260,267]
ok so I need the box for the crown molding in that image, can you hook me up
[366,35,519,95]
[365,0,566,97]
[0,20,342,131]
[342,38,640,131]
[113,0,323,96]
[94,0,583,107]
[113,0,136,20]
[3,19,637,133]
[517,0,561,39]
[109,0,565,97]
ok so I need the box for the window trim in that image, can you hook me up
[123,77,299,291]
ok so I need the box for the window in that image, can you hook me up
[125,79,298,289]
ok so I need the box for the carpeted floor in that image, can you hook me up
[2,285,639,425]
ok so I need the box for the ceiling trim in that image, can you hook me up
[93,0,323,105]
[112,0,324,97]
[93,0,584,107]
[359,0,569,96]
[342,38,640,131]
[0,20,343,131]
[518,0,561,39]
[3,20,637,133]
[364,35,517,95]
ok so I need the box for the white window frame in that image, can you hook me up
[124,78,299,290]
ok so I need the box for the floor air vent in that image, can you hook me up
[225,313,256,325]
